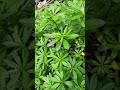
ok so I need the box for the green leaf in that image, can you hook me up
[58,84,65,90]
[12,50,22,67]
[75,61,83,67]
[63,26,68,34]
[111,61,120,70]
[63,39,70,49]
[51,54,59,60]
[12,32,22,44]
[22,48,29,67]
[89,74,98,90]
[101,82,115,90]
[64,81,73,88]
[22,71,31,88]
[19,18,34,28]
[54,75,60,81]
[79,67,85,74]
[98,44,113,51]
[65,34,79,39]
[81,80,85,86]
[86,19,105,30]
[86,75,89,90]
[22,28,32,44]
[51,62,59,69]
[2,41,20,47]
[98,44,120,51]
[28,40,35,50]
[0,66,9,79]
[25,60,34,69]
[43,34,53,38]
[67,1,80,11]
[52,83,60,89]
[96,32,107,45]
[73,70,77,79]
[112,0,120,3]
[56,41,62,51]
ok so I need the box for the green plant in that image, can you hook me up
[43,28,79,50]
[0,0,34,89]
[35,0,85,90]
[86,0,120,90]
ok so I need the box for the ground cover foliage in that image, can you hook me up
[35,0,85,90]
[86,0,120,90]
[0,0,35,89]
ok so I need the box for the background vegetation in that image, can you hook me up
[86,0,120,90]
[0,0,34,89]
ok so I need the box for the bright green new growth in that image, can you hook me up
[35,0,85,90]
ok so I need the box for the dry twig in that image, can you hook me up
[36,0,54,11]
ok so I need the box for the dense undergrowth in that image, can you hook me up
[35,0,85,90]
[0,0,34,89]
[86,0,120,90]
